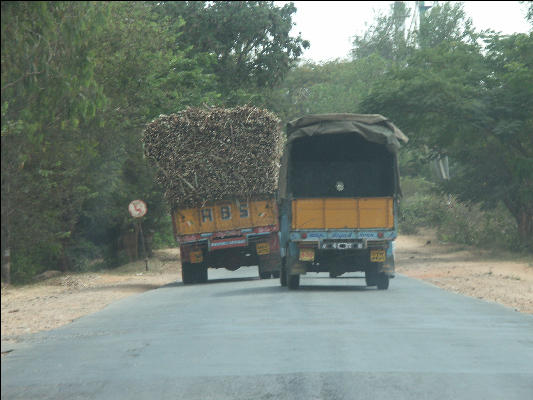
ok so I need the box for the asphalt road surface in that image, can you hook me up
[2,268,533,400]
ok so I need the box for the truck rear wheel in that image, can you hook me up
[376,273,389,290]
[258,263,271,279]
[280,259,287,287]
[259,271,271,279]
[288,274,300,290]
[365,271,377,287]
[197,264,208,283]
[181,262,195,284]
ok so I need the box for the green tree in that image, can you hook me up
[351,1,415,65]
[2,1,109,279]
[360,33,533,247]
[152,1,309,104]
[418,2,478,48]
[522,1,533,26]
[351,2,478,63]
[270,55,389,123]
[1,1,220,282]
[69,1,220,268]
[464,33,533,244]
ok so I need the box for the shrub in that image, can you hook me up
[11,242,62,284]
[65,239,105,272]
[398,176,449,234]
[151,215,176,249]
[437,200,521,251]
[399,177,525,253]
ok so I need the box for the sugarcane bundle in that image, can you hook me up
[142,106,283,209]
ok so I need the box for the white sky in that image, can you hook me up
[279,1,531,63]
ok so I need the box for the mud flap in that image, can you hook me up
[287,242,307,275]
[382,242,395,277]
[289,261,307,274]
[258,253,281,273]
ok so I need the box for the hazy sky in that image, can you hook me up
[280,1,531,63]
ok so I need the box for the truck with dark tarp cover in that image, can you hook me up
[278,113,408,289]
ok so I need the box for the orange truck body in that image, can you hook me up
[291,197,394,230]
[172,198,281,283]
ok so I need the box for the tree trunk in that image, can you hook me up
[59,242,70,272]
[1,180,11,284]
[121,228,139,263]
[1,248,11,284]
[517,208,533,250]
[503,197,533,250]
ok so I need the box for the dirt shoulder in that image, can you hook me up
[2,231,532,347]
[395,229,533,313]
[1,249,182,345]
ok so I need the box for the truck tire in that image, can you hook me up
[258,263,271,279]
[376,273,389,290]
[365,271,377,287]
[197,264,208,283]
[288,274,300,290]
[280,259,287,287]
[259,271,271,279]
[181,262,195,284]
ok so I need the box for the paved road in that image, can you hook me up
[2,268,533,399]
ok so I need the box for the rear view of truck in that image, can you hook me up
[143,106,284,283]
[278,114,408,289]
[172,198,280,283]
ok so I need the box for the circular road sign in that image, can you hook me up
[128,200,147,218]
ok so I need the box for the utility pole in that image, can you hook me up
[418,1,431,18]
[417,1,432,48]
[417,1,450,180]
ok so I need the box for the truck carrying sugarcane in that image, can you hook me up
[278,113,408,289]
[143,106,284,284]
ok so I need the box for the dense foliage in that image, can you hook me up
[152,1,309,104]
[1,1,306,283]
[360,29,533,248]
[1,1,531,283]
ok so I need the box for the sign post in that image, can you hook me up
[128,200,148,271]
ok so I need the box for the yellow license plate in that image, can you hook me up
[189,250,203,263]
[256,242,270,255]
[299,248,315,262]
[370,249,386,262]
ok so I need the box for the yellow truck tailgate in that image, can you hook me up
[291,197,394,230]
[173,199,278,235]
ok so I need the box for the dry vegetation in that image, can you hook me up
[143,106,284,208]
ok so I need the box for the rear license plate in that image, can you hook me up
[189,250,203,263]
[370,249,386,262]
[299,248,315,262]
[256,242,270,255]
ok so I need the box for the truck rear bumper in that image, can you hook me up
[180,230,280,271]
[177,225,277,245]
[288,229,396,242]
[285,238,395,277]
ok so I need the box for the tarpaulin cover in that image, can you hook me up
[279,113,408,198]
